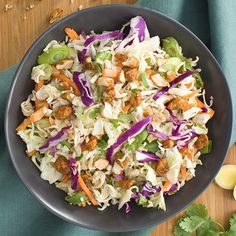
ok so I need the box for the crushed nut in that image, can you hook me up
[166,71,177,82]
[179,147,195,160]
[143,109,153,117]
[156,158,169,176]
[118,179,135,189]
[81,136,98,151]
[49,8,63,24]
[54,105,73,120]
[103,89,115,103]
[97,77,114,90]
[168,98,190,111]
[125,68,139,81]
[54,156,70,175]
[130,90,142,107]
[162,139,175,148]
[56,59,73,70]
[195,134,209,150]
[115,53,128,67]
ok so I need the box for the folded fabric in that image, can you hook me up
[0,1,236,235]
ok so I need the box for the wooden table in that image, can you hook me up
[1,1,235,235]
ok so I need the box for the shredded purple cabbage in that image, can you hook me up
[174,131,198,147]
[113,173,125,180]
[140,182,161,197]
[136,150,160,163]
[116,16,150,51]
[73,71,94,107]
[201,107,208,112]
[78,48,87,64]
[106,116,152,164]
[68,157,78,190]
[124,202,131,213]
[84,31,123,47]
[153,70,194,100]
[146,124,169,141]
[39,125,72,152]
[164,183,178,195]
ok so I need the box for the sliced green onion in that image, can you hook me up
[200,140,212,154]
[162,57,183,72]
[127,130,148,151]
[145,140,159,153]
[95,51,112,61]
[61,140,72,148]
[140,72,148,88]
[38,45,70,65]
[162,37,182,57]
[110,119,119,128]
[65,192,88,205]
[119,114,132,123]
[89,107,101,119]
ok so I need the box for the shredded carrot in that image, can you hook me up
[180,166,187,180]
[122,103,131,113]
[35,80,45,109]
[16,103,49,131]
[195,98,215,118]
[163,179,172,192]
[65,27,80,40]
[102,68,121,78]
[25,150,37,158]
[49,116,56,125]
[78,175,98,205]
[53,73,80,96]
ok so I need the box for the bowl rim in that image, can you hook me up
[4,4,233,232]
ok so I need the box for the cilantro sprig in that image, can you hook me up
[174,204,236,236]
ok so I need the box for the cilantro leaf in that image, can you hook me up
[229,214,236,232]
[179,216,205,233]
[186,203,208,219]
[173,217,192,236]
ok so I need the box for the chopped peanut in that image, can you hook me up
[156,158,169,176]
[97,77,114,90]
[123,57,139,68]
[84,57,95,70]
[168,98,190,111]
[54,105,73,120]
[125,68,139,81]
[166,71,177,82]
[143,109,153,117]
[163,139,175,148]
[130,91,142,107]
[81,136,98,151]
[54,156,70,175]
[94,159,109,170]
[115,53,128,67]
[56,59,73,70]
[195,134,209,150]
[61,91,73,102]
[114,153,128,170]
[179,147,195,160]
[118,179,135,189]
[25,150,37,158]
[103,89,115,103]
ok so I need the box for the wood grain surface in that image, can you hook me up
[0,1,235,235]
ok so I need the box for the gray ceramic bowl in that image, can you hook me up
[5,4,232,232]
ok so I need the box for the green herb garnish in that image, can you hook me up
[173,204,236,236]
[65,192,88,205]
[200,140,212,154]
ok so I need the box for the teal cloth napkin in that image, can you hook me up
[1,1,236,235]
